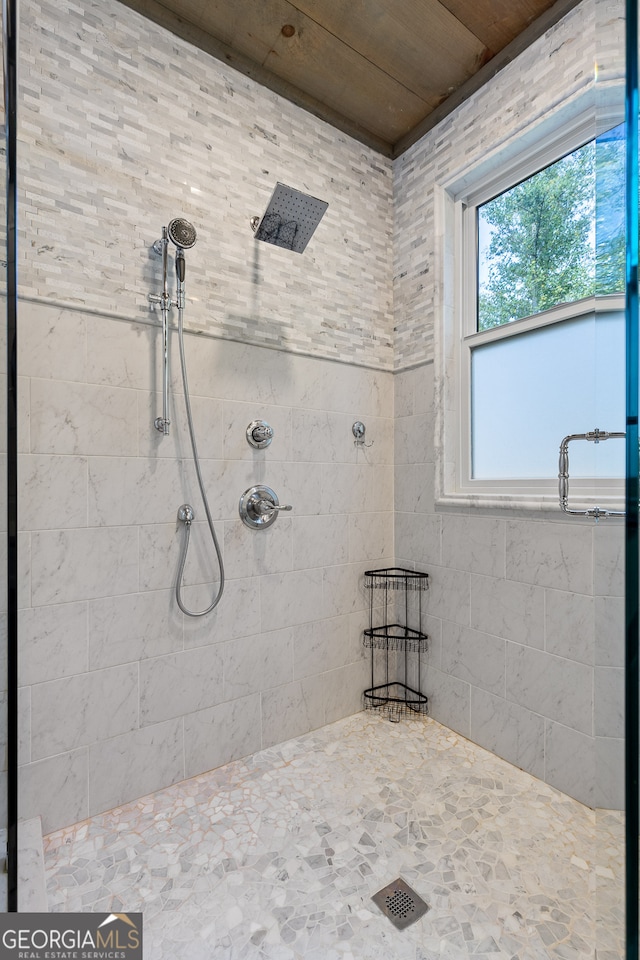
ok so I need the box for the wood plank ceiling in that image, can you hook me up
[117,0,584,157]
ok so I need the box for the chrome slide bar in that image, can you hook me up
[558,428,625,518]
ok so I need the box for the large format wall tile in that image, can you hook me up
[19,602,88,685]
[505,520,593,595]
[88,719,184,817]
[506,644,593,736]
[470,687,545,781]
[469,575,544,648]
[19,750,88,834]
[139,645,225,726]
[31,664,139,760]
[31,527,139,605]
[184,695,262,779]
[30,380,139,458]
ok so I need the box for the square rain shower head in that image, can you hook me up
[253,183,328,254]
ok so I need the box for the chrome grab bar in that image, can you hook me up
[558,429,625,518]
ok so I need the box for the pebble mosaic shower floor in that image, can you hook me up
[43,713,624,960]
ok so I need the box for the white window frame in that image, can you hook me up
[435,95,625,511]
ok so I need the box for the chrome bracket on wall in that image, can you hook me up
[558,428,625,519]
[239,485,293,529]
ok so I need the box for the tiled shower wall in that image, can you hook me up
[392,0,624,808]
[394,363,624,810]
[20,0,394,369]
[18,303,394,833]
[17,0,395,834]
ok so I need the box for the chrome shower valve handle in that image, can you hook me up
[239,485,293,529]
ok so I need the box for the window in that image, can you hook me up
[439,107,626,507]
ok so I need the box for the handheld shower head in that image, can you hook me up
[168,218,197,250]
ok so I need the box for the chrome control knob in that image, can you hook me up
[239,485,292,529]
[246,420,274,448]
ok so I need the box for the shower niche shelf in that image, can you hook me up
[363,567,429,719]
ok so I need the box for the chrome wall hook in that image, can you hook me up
[353,421,374,448]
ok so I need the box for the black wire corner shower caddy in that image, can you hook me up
[363,567,429,719]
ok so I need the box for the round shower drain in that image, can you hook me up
[386,888,416,919]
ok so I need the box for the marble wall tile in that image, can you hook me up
[394,463,435,515]
[268,462,324,518]
[366,463,394,513]
[593,522,624,598]
[18,531,31,610]
[348,511,393,564]
[545,589,594,665]
[441,621,506,697]
[394,413,434,465]
[505,520,593,594]
[31,526,139,605]
[223,627,294,699]
[18,304,87,382]
[293,615,362,680]
[19,686,31,766]
[506,644,593,735]
[184,694,262,779]
[395,512,441,566]
[85,317,154,390]
[595,736,624,810]
[594,666,624,739]
[19,601,88,685]
[19,454,88,530]
[425,566,470,626]
[322,562,372,619]
[139,519,222,591]
[545,720,595,808]
[223,517,293,580]
[394,364,434,419]
[470,687,545,781]
[290,409,355,464]
[294,356,393,416]
[292,514,349,570]
[138,390,224,462]
[261,678,325,749]
[259,569,324,632]
[18,375,31,455]
[324,659,371,724]
[441,515,506,578]
[182,576,261,649]
[394,369,415,419]
[19,749,88,834]
[595,596,624,667]
[139,643,225,725]
[88,456,191,526]
[88,589,183,669]
[204,459,257,521]
[424,666,470,738]
[469,575,544,648]
[31,663,139,760]
[88,718,183,817]
[30,379,139,457]
[180,338,298,408]
[320,463,372,515]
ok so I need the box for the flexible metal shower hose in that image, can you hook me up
[175,305,225,616]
